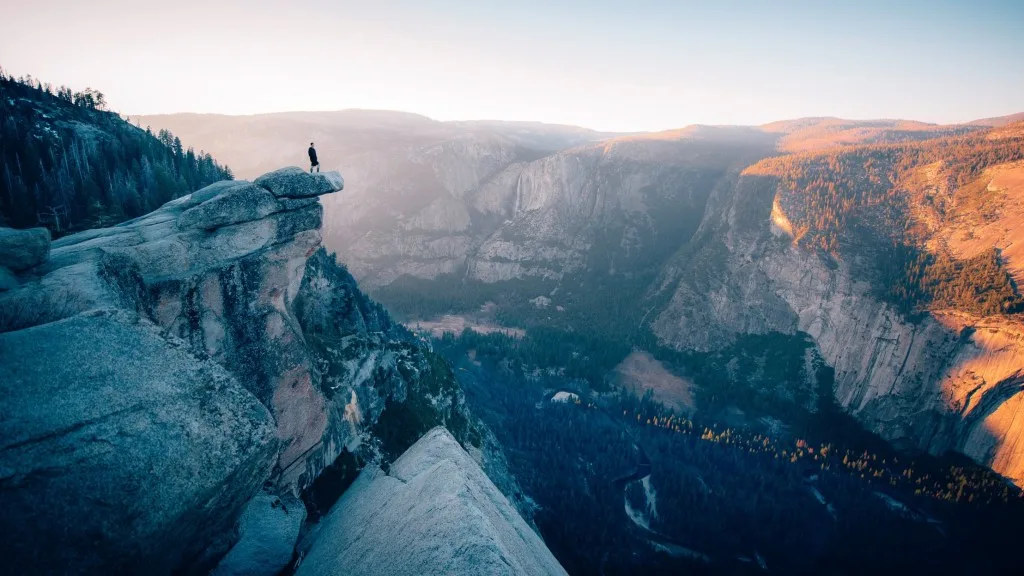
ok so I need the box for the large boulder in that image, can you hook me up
[295,427,567,576]
[0,226,50,271]
[255,167,345,199]
[0,309,278,574]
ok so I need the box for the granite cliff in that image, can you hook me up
[0,167,559,574]
[651,136,1024,485]
[317,121,1024,487]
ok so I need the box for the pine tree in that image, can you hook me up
[0,73,232,236]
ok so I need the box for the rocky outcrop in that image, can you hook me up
[1,165,555,574]
[255,167,345,199]
[1,167,345,489]
[0,167,344,572]
[295,427,567,576]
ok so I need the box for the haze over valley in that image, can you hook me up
[3,0,1024,574]
[129,106,1024,572]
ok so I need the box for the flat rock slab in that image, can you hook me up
[0,227,50,271]
[255,167,344,199]
[0,309,278,574]
[178,183,282,230]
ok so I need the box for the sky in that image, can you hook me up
[1,0,1022,132]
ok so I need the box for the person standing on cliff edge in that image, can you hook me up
[308,142,319,173]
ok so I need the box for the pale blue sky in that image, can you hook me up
[1,0,1021,131]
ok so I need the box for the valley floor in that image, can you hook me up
[434,329,1024,575]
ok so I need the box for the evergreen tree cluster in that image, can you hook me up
[0,70,233,235]
[438,331,1024,575]
[890,248,1023,316]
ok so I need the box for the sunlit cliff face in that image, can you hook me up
[918,160,1024,486]
[933,312,1024,486]
[737,150,1024,487]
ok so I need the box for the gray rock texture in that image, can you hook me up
[0,309,277,575]
[0,168,343,573]
[255,167,345,199]
[213,488,306,576]
[0,266,16,291]
[0,226,50,271]
[295,427,567,576]
[178,182,282,230]
[0,168,346,489]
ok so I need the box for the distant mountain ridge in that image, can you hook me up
[135,110,623,179]
[968,111,1024,127]
[137,110,1024,179]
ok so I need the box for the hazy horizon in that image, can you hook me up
[3,0,1023,132]
[131,106,1020,132]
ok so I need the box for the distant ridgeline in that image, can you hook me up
[0,71,232,235]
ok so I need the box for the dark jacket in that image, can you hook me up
[308,146,318,164]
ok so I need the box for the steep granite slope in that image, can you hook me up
[295,427,567,576]
[321,131,536,285]
[465,132,773,285]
